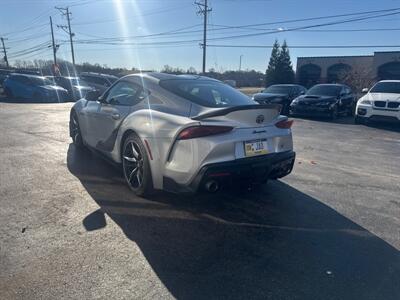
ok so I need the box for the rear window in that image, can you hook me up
[264,85,292,94]
[160,79,255,107]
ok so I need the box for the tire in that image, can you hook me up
[32,92,42,103]
[354,116,364,125]
[4,87,13,98]
[69,112,84,149]
[122,133,153,196]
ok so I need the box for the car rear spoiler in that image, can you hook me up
[191,104,282,120]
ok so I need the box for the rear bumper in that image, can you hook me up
[163,150,296,193]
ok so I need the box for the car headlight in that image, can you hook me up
[360,99,372,105]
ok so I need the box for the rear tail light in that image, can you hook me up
[177,125,233,140]
[275,119,294,129]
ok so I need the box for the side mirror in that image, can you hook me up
[85,90,101,101]
[300,90,305,95]
[362,88,369,93]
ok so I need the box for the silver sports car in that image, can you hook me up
[69,73,295,195]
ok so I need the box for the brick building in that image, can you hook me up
[296,51,400,88]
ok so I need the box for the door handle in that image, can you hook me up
[112,113,120,120]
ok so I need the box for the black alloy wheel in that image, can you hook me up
[70,112,84,148]
[122,133,153,196]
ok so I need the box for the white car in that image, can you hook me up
[355,80,400,124]
[70,73,295,195]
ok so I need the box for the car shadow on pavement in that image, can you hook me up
[67,144,400,300]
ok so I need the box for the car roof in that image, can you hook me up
[80,72,118,79]
[268,84,304,87]
[312,83,346,87]
[10,73,47,79]
[377,80,400,83]
[123,72,219,82]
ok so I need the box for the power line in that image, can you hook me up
[205,10,400,42]
[211,7,400,29]
[207,44,400,49]
[67,10,400,48]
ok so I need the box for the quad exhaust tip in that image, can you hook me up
[205,180,219,193]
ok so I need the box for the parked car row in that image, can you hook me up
[252,80,400,124]
[253,83,355,120]
[1,72,119,102]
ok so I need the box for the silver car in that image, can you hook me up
[69,73,295,195]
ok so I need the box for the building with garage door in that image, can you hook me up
[296,51,400,88]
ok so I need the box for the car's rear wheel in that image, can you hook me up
[70,112,84,149]
[122,133,153,196]
[355,116,365,124]
[32,92,42,102]
[4,87,13,98]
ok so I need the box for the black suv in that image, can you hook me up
[252,84,307,115]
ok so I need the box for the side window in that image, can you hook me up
[105,81,140,106]
[20,76,31,85]
[11,76,21,83]
[80,75,91,83]
[93,77,108,86]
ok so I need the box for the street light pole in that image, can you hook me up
[239,54,243,71]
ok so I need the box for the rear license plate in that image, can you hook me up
[244,139,268,157]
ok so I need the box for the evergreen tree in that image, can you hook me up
[265,40,295,86]
[277,40,295,84]
[265,40,280,86]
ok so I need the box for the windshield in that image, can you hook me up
[370,82,400,94]
[307,85,341,97]
[264,85,292,94]
[160,79,255,107]
[30,77,53,86]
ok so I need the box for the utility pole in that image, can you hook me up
[56,6,75,67]
[239,54,243,71]
[1,37,9,68]
[195,0,212,74]
[50,16,57,67]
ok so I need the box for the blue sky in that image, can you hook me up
[1,0,399,72]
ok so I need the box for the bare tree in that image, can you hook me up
[337,63,375,95]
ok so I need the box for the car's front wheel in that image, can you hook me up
[122,133,153,196]
[70,112,84,148]
[330,105,338,120]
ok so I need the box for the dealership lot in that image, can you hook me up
[0,102,399,299]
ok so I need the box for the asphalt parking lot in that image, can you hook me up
[0,101,399,300]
